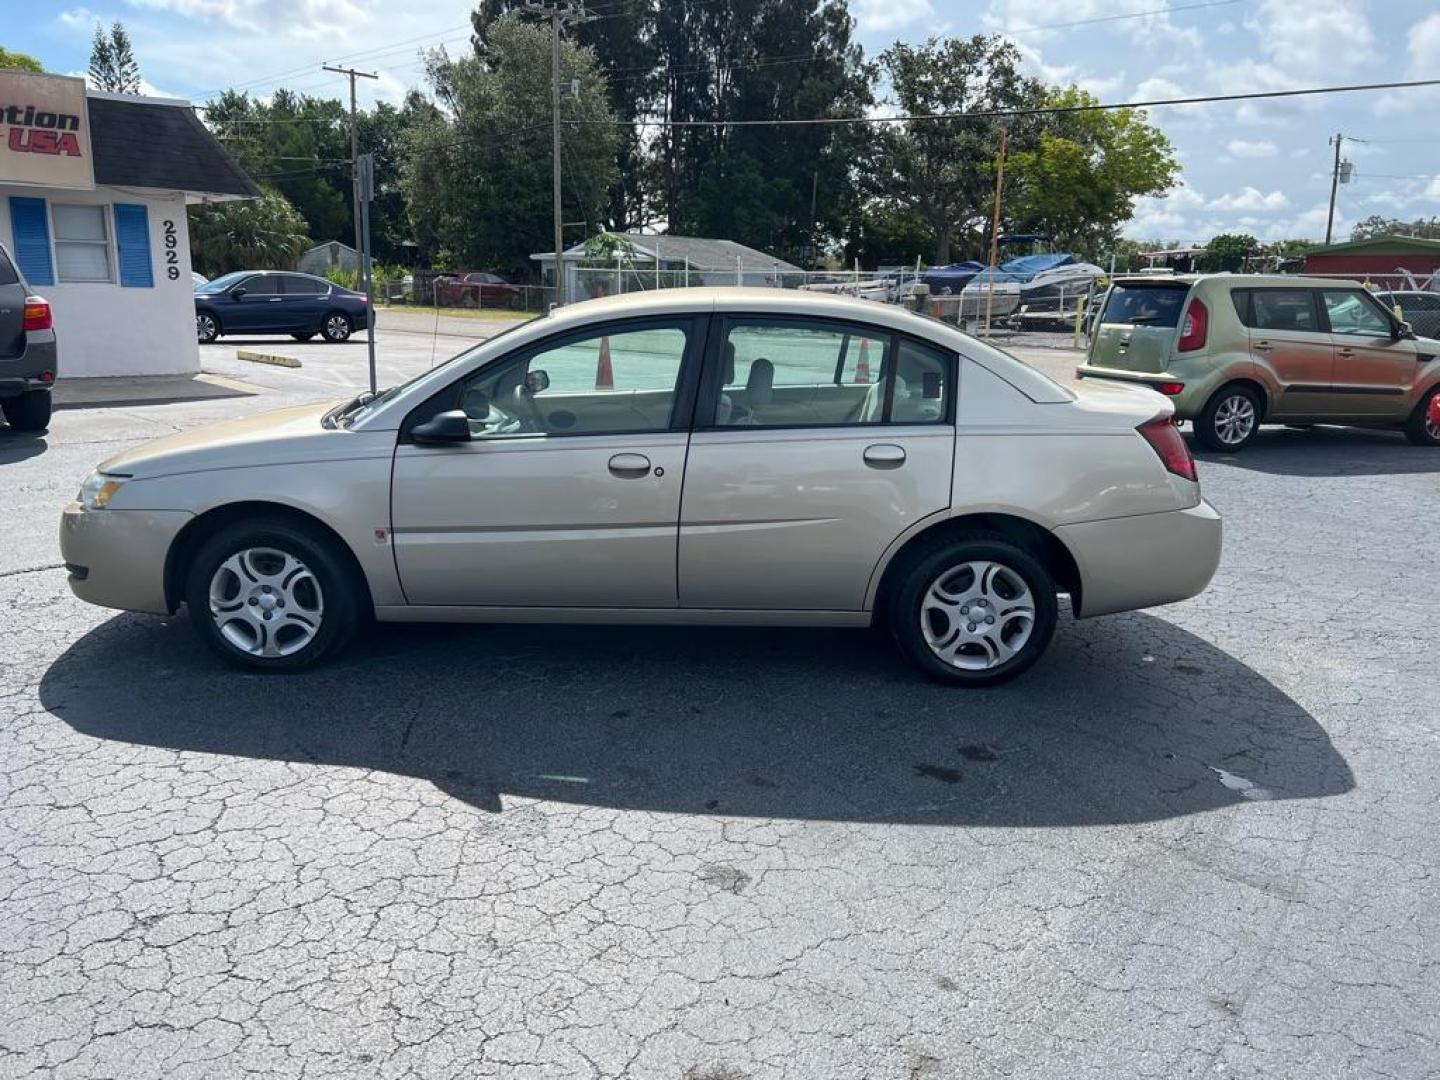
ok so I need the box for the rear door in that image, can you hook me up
[1320,288,1416,418]
[280,274,331,332]
[1087,281,1190,375]
[1244,288,1334,418]
[678,316,954,611]
[0,245,25,359]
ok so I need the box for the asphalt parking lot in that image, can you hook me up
[1,322,1437,1079]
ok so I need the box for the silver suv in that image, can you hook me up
[60,290,1221,686]
[0,241,57,433]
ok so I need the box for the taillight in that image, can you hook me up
[23,296,52,332]
[1138,414,1198,482]
[1177,297,1207,352]
[1156,381,1185,396]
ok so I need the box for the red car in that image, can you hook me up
[433,272,520,308]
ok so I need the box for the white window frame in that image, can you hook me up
[51,203,115,284]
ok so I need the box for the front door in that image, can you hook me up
[1320,288,1416,418]
[1246,288,1334,418]
[223,274,283,332]
[679,318,954,611]
[390,317,704,608]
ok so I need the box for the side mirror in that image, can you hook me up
[411,409,472,446]
[524,369,550,393]
[230,287,247,299]
[1396,320,1416,341]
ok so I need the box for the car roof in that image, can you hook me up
[1108,273,1367,289]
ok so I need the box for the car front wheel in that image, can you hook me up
[1194,385,1260,452]
[196,312,220,344]
[184,518,361,671]
[889,535,1059,687]
[321,312,352,343]
[1403,385,1440,447]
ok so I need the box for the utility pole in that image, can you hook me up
[522,3,593,306]
[983,124,1009,338]
[323,64,379,262]
[1325,132,1345,246]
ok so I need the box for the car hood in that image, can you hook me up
[98,401,355,478]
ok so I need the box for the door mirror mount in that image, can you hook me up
[411,409,473,446]
[230,286,247,299]
[1395,320,1416,341]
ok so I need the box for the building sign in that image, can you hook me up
[0,71,94,190]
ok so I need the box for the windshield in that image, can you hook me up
[196,271,250,294]
[338,315,541,427]
[1100,284,1188,327]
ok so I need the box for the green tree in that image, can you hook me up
[0,47,44,73]
[188,187,310,276]
[88,22,141,93]
[869,36,1043,264]
[400,15,618,276]
[1198,232,1257,273]
[1350,215,1440,241]
[1007,88,1179,258]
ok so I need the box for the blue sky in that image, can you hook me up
[8,0,1439,244]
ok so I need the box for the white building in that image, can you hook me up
[297,240,361,279]
[0,72,257,378]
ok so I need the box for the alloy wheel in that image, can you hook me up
[920,560,1036,671]
[325,314,351,341]
[1213,394,1256,446]
[196,314,217,342]
[208,546,325,658]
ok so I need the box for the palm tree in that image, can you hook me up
[190,188,311,276]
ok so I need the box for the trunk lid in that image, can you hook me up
[1087,280,1193,374]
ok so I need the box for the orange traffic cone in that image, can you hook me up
[854,337,871,383]
[595,336,614,390]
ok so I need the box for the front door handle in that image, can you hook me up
[863,443,906,470]
[607,453,652,478]
[1253,340,1273,352]
[269,297,282,302]
[1337,347,1355,357]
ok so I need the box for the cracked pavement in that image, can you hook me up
[1,352,1437,1078]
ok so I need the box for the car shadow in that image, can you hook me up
[0,429,47,460]
[1189,424,1440,477]
[41,609,1352,828]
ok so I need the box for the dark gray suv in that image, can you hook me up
[0,241,57,432]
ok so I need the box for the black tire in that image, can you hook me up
[291,332,316,342]
[1403,385,1440,447]
[196,311,220,344]
[888,533,1059,687]
[1194,384,1261,452]
[1,390,51,433]
[321,312,352,343]
[184,517,362,672]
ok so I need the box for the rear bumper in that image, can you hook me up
[1056,500,1222,618]
[59,502,191,615]
[0,332,58,396]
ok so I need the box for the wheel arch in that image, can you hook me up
[868,511,1084,623]
[164,500,374,616]
[1207,376,1270,420]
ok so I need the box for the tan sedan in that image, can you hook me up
[61,289,1221,686]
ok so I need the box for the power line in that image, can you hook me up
[565,77,1440,128]
[997,0,1242,35]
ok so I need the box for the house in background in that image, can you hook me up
[1303,235,1440,289]
[532,234,803,300]
[298,240,361,279]
[0,70,257,378]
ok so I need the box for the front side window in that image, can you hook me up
[1322,289,1393,337]
[455,322,690,439]
[714,321,891,427]
[52,204,112,283]
[1251,289,1319,333]
[242,275,281,296]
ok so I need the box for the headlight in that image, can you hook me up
[78,472,128,510]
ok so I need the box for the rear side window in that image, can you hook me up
[283,275,328,295]
[1250,290,1319,332]
[0,247,17,287]
[1099,284,1188,328]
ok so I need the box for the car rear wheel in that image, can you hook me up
[184,518,360,671]
[1403,385,1440,447]
[1,390,52,433]
[196,312,220,344]
[321,312,352,343]
[889,535,1059,687]
[1194,385,1260,452]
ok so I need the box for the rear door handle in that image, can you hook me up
[269,297,282,302]
[607,453,652,478]
[1337,348,1355,357]
[1253,341,1273,352]
[863,443,906,470]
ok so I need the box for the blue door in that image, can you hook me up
[279,274,332,333]
[223,274,284,332]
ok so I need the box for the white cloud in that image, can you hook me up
[1226,139,1277,159]
[1375,13,1440,115]
[1208,187,1291,212]
[1244,0,1375,81]
[1426,176,1440,200]
[852,0,935,33]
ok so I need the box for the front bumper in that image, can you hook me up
[59,502,191,614]
[1055,500,1222,618]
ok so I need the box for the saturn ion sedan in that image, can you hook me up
[61,289,1221,686]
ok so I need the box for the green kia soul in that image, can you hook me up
[1077,273,1440,452]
